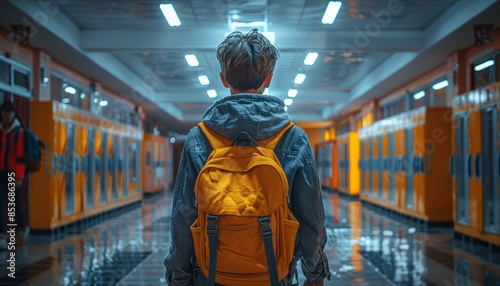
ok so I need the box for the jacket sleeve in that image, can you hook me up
[164,132,200,285]
[15,129,26,180]
[291,131,330,283]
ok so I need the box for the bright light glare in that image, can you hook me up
[288,89,298,98]
[159,4,181,27]
[304,52,319,65]
[99,100,109,106]
[413,91,425,100]
[198,75,209,85]
[207,89,217,98]
[284,98,293,106]
[185,54,199,67]
[64,86,76,94]
[474,60,494,71]
[432,80,449,90]
[322,1,342,24]
[263,88,269,95]
[294,73,306,85]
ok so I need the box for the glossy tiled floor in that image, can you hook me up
[1,190,500,285]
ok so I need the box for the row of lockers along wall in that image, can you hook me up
[317,82,500,246]
[29,101,171,231]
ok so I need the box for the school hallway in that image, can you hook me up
[0,189,499,285]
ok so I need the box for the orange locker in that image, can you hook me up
[142,133,169,194]
[30,101,143,230]
[453,83,500,246]
[360,107,452,222]
[337,132,360,196]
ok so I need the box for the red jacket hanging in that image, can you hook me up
[0,119,26,180]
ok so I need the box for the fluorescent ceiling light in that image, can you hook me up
[304,52,319,65]
[284,98,293,106]
[159,4,181,27]
[62,98,70,103]
[185,54,199,67]
[474,60,494,71]
[99,100,109,106]
[64,86,76,94]
[93,98,99,103]
[322,1,342,24]
[288,89,298,98]
[413,91,425,100]
[198,75,209,85]
[207,89,217,98]
[432,80,449,90]
[294,73,306,85]
[80,93,85,99]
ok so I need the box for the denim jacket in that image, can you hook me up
[164,94,331,285]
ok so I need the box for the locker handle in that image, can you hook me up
[467,154,473,179]
[74,156,79,173]
[498,154,500,176]
[414,157,419,174]
[59,154,66,174]
[475,154,481,180]
[52,153,58,176]
[449,155,455,177]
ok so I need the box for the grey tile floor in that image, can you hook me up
[1,191,500,285]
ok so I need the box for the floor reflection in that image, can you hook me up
[1,191,500,285]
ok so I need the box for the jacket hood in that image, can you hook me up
[202,93,291,141]
[0,118,21,134]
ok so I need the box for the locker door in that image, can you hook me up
[455,115,469,226]
[482,107,499,233]
[123,137,129,198]
[101,132,108,205]
[112,134,119,202]
[360,139,365,196]
[87,127,95,209]
[406,128,414,210]
[344,141,349,192]
[369,137,374,197]
[134,139,141,195]
[378,135,384,201]
[389,132,396,204]
[65,123,76,216]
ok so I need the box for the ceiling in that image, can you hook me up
[1,0,499,134]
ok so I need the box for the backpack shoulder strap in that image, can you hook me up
[258,122,294,150]
[197,122,232,149]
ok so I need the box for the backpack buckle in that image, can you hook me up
[258,216,273,238]
[206,215,219,236]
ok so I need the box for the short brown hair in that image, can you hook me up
[216,29,279,91]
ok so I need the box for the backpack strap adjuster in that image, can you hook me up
[207,215,219,236]
[258,216,273,238]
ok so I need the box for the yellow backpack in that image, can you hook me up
[191,122,299,286]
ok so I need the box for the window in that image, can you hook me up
[0,60,10,85]
[338,122,350,135]
[433,86,447,106]
[50,76,62,102]
[13,69,30,90]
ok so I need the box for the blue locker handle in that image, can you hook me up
[475,154,481,180]
[52,154,58,176]
[74,156,79,173]
[449,155,455,177]
[467,154,473,179]
[59,154,66,174]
